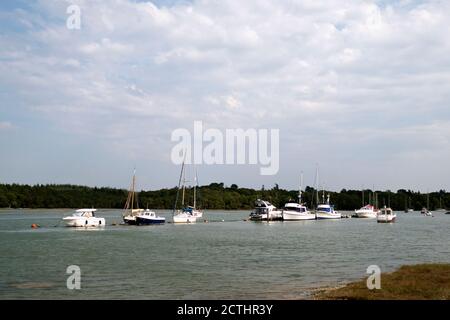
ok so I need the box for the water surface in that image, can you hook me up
[0,209,448,299]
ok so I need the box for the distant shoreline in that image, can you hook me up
[1,183,448,211]
[313,264,450,300]
[0,208,251,211]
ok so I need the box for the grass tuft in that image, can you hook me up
[315,264,450,300]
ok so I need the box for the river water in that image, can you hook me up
[0,209,448,299]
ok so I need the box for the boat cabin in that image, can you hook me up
[74,209,97,218]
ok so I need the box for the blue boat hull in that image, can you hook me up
[136,217,165,225]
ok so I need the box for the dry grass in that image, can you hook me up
[315,264,450,300]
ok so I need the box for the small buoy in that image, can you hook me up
[221,219,225,222]
[31,224,39,229]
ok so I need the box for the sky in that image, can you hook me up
[1,0,450,192]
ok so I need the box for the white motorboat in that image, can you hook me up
[249,199,283,221]
[282,172,315,221]
[377,206,396,223]
[316,195,341,220]
[282,203,315,220]
[354,204,378,218]
[63,209,105,227]
[136,209,166,225]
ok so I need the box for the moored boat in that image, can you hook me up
[63,209,105,227]
[172,155,201,223]
[136,209,166,225]
[173,211,197,223]
[249,199,283,221]
[421,193,432,216]
[316,195,341,220]
[282,202,315,220]
[282,172,315,221]
[122,170,144,225]
[377,206,396,223]
[354,204,378,218]
[435,198,446,213]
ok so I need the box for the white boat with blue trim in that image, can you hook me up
[282,173,315,221]
[136,209,166,225]
[315,195,341,220]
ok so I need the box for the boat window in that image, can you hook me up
[317,207,331,212]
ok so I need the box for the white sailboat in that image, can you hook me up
[282,172,315,221]
[421,193,433,216]
[63,209,105,227]
[123,170,144,225]
[355,189,378,218]
[435,197,446,213]
[404,196,414,213]
[172,157,201,223]
[355,204,378,218]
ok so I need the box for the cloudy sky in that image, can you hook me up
[1,0,449,191]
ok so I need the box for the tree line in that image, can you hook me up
[0,183,448,211]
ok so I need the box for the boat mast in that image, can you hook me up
[123,170,134,217]
[376,193,378,209]
[181,164,186,207]
[131,169,136,213]
[193,167,197,210]
[388,191,391,208]
[299,171,303,205]
[173,151,187,217]
[362,185,364,206]
[315,165,320,205]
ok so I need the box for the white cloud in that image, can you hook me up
[1,0,450,189]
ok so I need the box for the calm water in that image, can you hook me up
[0,209,449,299]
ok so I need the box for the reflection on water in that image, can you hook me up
[0,209,449,299]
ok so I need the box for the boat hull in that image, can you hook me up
[123,216,138,225]
[63,217,106,227]
[249,211,283,221]
[354,211,377,219]
[173,214,197,223]
[193,211,203,218]
[316,212,341,219]
[136,216,165,225]
[377,215,396,223]
[282,211,316,221]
